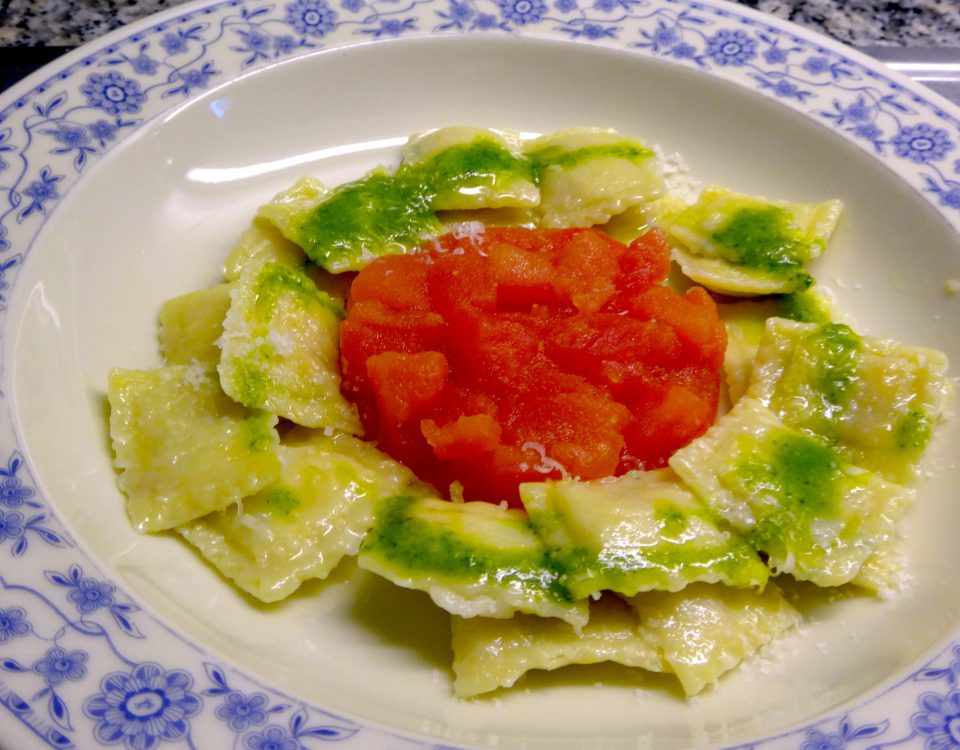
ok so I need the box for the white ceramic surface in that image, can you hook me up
[1,2,959,749]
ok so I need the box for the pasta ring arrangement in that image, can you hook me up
[107,126,952,698]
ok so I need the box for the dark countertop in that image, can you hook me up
[1,0,959,48]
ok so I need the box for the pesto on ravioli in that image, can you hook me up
[217,260,360,434]
[669,398,914,587]
[654,186,842,295]
[178,429,420,602]
[358,494,588,628]
[107,365,281,532]
[748,318,953,483]
[520,469,768,599]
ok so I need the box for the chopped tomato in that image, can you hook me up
[339,225,725,505]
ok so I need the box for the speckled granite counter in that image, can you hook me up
[1,0,959,47]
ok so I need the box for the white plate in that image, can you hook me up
[2,1,959,749]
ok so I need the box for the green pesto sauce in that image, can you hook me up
[262,486,301,517]
[731,429,843,540]
[361,496,571,602]
[540,502,767,595]
[590,539,766,590]
[406,138,534,197]
[711,206,815,276]
[243,412,275,453]
[295,138,652,270]
[802,323,863,424]
[526,142,654,178]
[778,289,833,324]
[653,502,689,539]
[895,408,933,450]
[253,262,344,321]
[297,170,441,269]
[233,362,269,410]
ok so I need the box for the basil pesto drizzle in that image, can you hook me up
[794,324,863,442]
[361,495,574,603]
[294,136,653,271]
[526,142,654,179]
[711,206,817,286]
[729,429,844,547]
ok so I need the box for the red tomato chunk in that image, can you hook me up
[339,226,726,505]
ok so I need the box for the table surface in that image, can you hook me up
[1,0,959,48]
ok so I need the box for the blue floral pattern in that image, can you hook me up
[0,1,958,749]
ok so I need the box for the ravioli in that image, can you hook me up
[748,318,953,483]
[623,581,801,696]
[525,128,664,228]
[450,594,664,697]
[718,288,841,404]
[400,127,539,211]
[178,428,419,602]
[358,494,588,627]
[520,470,768,599]
[107,365,281,532]
[223,217,308,282]
[158,283,232,367]
[669,398,914,586]
[657,187,842,295]
[218,260,361,433]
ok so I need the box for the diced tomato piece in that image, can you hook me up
[622,383,717,470]
[628,285,727,368]
[617,227,672,294]
[553,229,624,313]
[346,254,431,311]
[366,351,449,424]
[427,249,497,316]
[488,241,562,310]
[421,413,502,460]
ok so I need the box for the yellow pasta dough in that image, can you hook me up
[451,594,664,697]
[520,469,768,599]
[525,127,664,228]
[107,365,281,532]
[217,260,360,433]
[178,428,419,602]
[669,398,914,587]
[623,581,801,696]
[158,283,233,367]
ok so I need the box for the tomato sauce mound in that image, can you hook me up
[339,225,726,505]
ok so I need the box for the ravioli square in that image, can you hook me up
[657,186,842,296]
[524,128,664,228]
[400,127,539,211]
[158,283,233,367]
[358,495,588,628]
[520,470,768,600]
[178,429,418,602]
[107,365,281,532]
[623,581,801,696]
[669,398,914,587]
[218,260,361,433]
[718,288,841,404]
[748,317,952,483]
[261,171,442,273]
[222,217,308,282]
[451,594,664,697]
